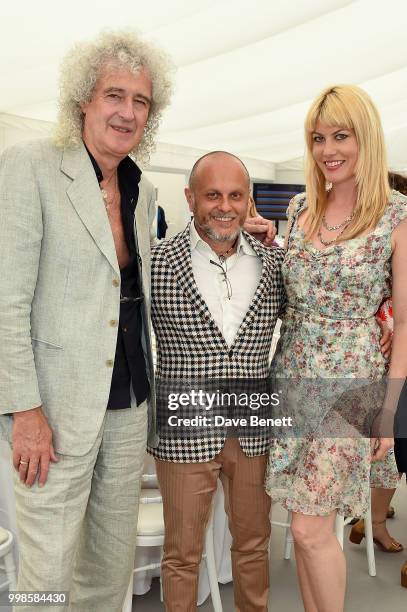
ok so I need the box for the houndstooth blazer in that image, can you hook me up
[148,224,285,462]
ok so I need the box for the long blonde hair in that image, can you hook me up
[247,195,258,218]
[304,84,390,241]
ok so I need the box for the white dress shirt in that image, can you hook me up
[190,221,262,347]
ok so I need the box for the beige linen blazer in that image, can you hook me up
[0,139,158,455]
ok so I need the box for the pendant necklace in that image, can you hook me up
[100,172,118,215]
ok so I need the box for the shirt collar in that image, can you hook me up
[189,220,257,258]
[84,143,142,186]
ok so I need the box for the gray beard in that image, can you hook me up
[197,223,241,243]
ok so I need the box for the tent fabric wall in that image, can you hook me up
[1,0,406,174]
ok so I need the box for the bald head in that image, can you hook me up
[184,151,251,250]
[188,151,250,191]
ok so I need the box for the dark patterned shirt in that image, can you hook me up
[86,146,149,409]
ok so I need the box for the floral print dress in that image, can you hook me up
[265,190,407,517]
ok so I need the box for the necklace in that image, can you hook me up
[317,223,349,247]
[100,172,118,214]
[322,211,355,231]
[216,237,239,262]
[318,209,355,247]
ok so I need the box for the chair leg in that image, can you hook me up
[122,574,133,612]
[335,514,344,550]
[364,498,376,577]
[284,510,292,560]
[204,508,223,612]
[159,547,164,602]
[4,549,17,591]
[159,575,163,603]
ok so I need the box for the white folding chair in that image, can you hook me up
[271,510,293,560]
[0,527,17,593]
[122,478,223,612]
[334,495,376,577]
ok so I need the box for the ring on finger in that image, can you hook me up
[19,460,29,466]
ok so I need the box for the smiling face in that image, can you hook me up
[185,153,250,248]
[312,120,359,187]
[80,64,152,167]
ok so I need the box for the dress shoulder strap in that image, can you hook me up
[386,190,407,232]
[286,193,307,249]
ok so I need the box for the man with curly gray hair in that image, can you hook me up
[0,30,173,612]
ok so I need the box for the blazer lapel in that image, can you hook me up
[134,175,150,255]
[61,144,119,275]
[231,232,277,343]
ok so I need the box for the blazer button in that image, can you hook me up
[106,359,114,367]
[112,278,120,287]
[109,319,118,327]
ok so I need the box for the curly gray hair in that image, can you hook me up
[53,30,174,163]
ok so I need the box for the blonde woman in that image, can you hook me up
[265,85,407,611]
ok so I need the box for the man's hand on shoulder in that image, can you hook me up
[375,300,393,359]
[12,406,58,487]
[243,216,276,246]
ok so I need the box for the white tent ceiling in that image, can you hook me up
[1,0,407,173]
